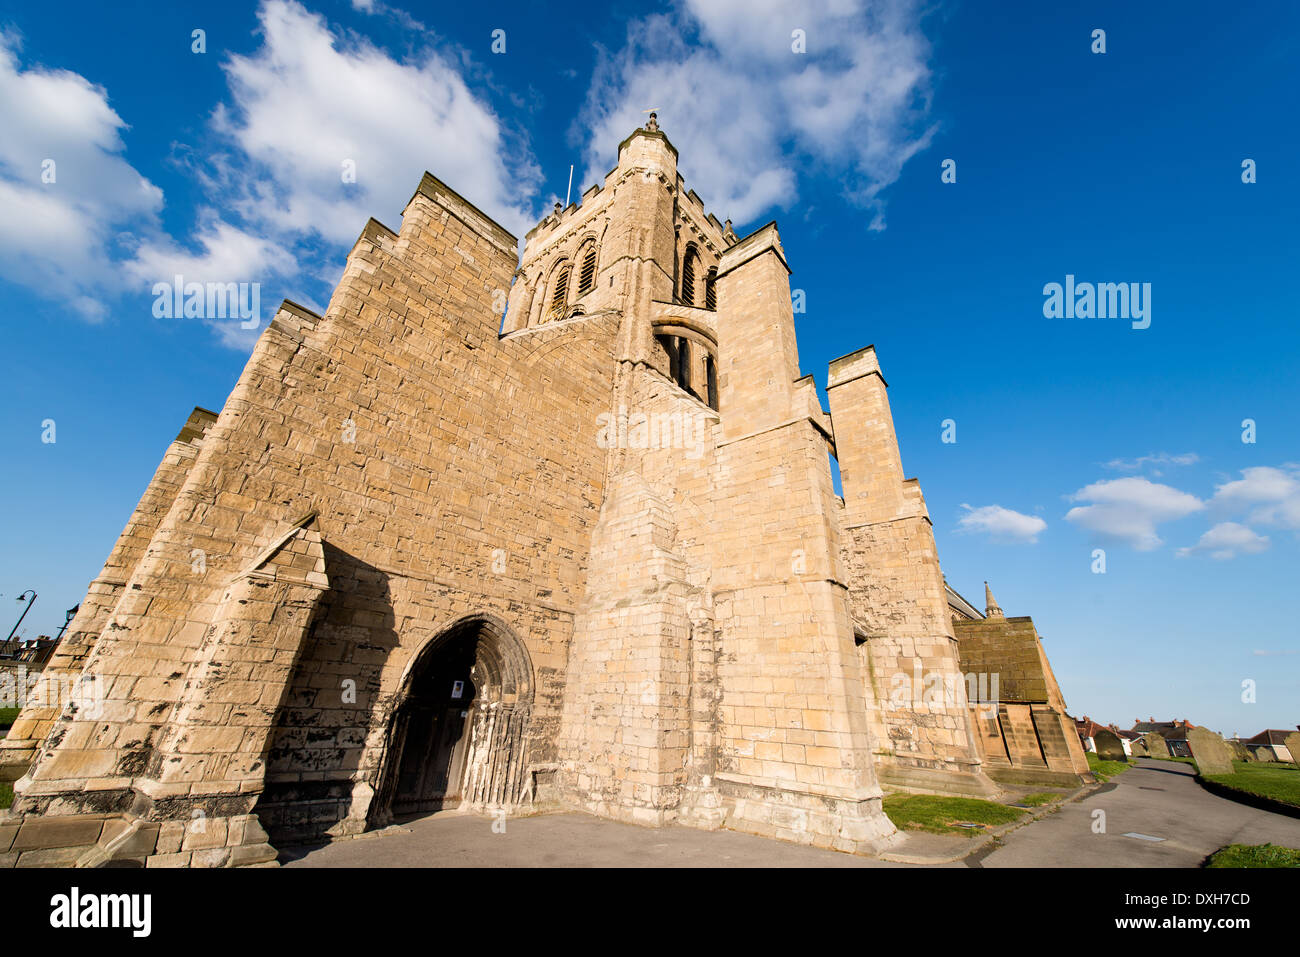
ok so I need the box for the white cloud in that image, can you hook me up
[1209,466,1300,529]
[123,215,299,344]
[125,215,296,283]
[956,504,1047,544]
[577,0,935,228]
[213,0,539,245]
[1064,477,1204,550]
[0,32,163,317]
[0,3,542,349]
[1101,451,1199,475]
[1176,522,1269,560]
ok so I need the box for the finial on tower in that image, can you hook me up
[646,111,659,132]
[984,581,1004,619]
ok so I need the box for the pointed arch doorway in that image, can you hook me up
[373,616,533,822]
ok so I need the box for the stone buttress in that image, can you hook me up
[827,346,997,797]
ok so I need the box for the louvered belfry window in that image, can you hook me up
[676,336,691,391]
[681,246,698,306]
[578,243,597,295]
[704,268,717,311]
[548,265,571,322]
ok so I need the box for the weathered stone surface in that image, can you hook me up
[1142,732,1171,759]
[1285,732,1300,767]
[1187,727,1234,776]
[952,609,1090,783]
[12,816,104,851]
[16,845,83,867]
[1093,729,1126,761]
[181,818,228,851]
[155,821,185,854]
[190,847,232,868]
[145,852,191,868]
[228,843,278,867]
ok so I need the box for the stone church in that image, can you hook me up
[1,118,1082,866]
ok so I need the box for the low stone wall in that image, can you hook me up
[0,812,279,868]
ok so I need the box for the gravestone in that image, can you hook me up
[1142,732,1171,759]
[1285,732,1300,768]
[1250,746,1276,763]
[1226,740,1250,762]
[1093,728,1126,761]
[1187,727,1234,776]
[1130,736,1150,757]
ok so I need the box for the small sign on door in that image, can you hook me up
[451,680,465,700]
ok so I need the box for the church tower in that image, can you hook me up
[0,115,1022,865]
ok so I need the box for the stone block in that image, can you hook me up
[146,852,192,868]
[16,845,84,867]
[12,816,105,851]
[1188,728,1234,776]
[1092,729,1126,761]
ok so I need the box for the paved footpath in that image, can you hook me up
[283,759,1300,867]
[282,810,922,867]
[977,758,1300,867]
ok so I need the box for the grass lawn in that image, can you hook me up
[1201,761,1300,809]
[1019,792,1062,807]
[1206,843,1300,868]
[1087,751,1130,782]
[1,708,20,808]
[882,793,1026,837]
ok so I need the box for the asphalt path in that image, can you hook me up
[977,758,1300,867]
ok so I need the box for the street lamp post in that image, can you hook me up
[48,604,79,657]
[53,604,79,645]
[3,590,37,658]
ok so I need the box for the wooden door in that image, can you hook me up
[391,673,476,815]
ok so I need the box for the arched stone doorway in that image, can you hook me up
[373,615,533,823]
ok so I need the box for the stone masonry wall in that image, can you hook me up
[827,347,990,795]
[9,173,620,857]
[0,413,217,779]
[954,616,1090,780]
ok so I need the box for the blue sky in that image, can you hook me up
[1,1,1296,736]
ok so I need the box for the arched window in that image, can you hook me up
[577,242,597,296]
[547,263,571,322]
[704,267,717,311]
[705,354,718,410]
[680,245,700,306]
[675,336,691,392]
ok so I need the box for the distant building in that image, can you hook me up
[1074,717,1136,756]
[8,637,59,668]
[1132,718,1196,758]
[1240,729,1295,763]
